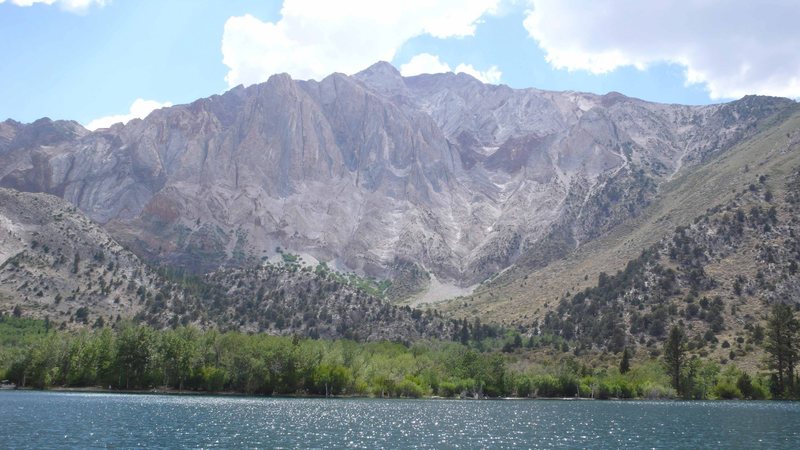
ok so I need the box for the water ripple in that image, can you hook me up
[1,392,799,448]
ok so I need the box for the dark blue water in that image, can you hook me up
[1,391,799,448]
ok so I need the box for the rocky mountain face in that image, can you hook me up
[1,62,795,295]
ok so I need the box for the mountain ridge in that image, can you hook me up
[0,62,796,298]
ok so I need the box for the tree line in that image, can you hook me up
[662,302,799,399]
[0,315,784,400]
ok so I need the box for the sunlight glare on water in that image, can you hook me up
[1,392,799,448]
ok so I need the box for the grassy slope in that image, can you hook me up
[439,106,800,328]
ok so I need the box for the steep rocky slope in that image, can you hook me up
[0,188,451,341]
[0,187,163,325]
[2,63,793,294]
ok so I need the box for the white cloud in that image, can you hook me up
[0,0,107,13]
[400,53,502,84]
[400,54,454,77]
[454,63,502,84]
[221,0,500,87]
[524,0,800,99]
[85,98,172,131]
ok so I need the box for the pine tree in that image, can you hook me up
[458,319,470,345]
[663,325,687,395]
[765,302,799,397]
[619,347,631,374]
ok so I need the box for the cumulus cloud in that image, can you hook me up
[85,98,172,131]
[0,0,107,13]
[222,0,500,87]
[400,53,502,84]
[453,63,502,84]
[400,53,452,77]
[524,0,800,99]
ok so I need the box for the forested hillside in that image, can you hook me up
[539,165,800,369]
[138,263,455,342]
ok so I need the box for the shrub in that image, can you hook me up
[514,376,533,398]
[438,380,460,397]
[713,380,743,399]
[638,381,676,399]
[200,366,227,391]
[531,375,561,397]
[397,378,427,398]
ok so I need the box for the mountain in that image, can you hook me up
[3,61,800,362]
[436,104,800,367]
[3,63,794,300]
[0,188,453,341]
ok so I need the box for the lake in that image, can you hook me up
[1,391,799,448]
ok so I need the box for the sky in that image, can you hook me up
[1,0,798,129]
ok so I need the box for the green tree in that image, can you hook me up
[313,364,352,396]
[65,330,97,386]
[619,347,631,374]
[458,320,470,345]
[737,372,755,399]
[663,325,687,395]
[157,327,198,390]
[116,324,154,389]
[765,303,799,397]
[92,327,117,386]
[683,357,719,399]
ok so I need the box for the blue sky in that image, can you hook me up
[1,0,798,128]
[0,1,280,126]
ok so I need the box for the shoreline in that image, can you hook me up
[3,386,682,401]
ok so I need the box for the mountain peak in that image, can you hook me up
[357,61,401,78]
[353,61,408,97]
[266,72,294,85]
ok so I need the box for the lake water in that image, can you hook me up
[1,391,799,448]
